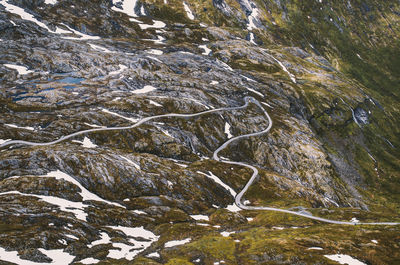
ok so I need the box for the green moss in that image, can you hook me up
[165,258,194,265]
[184,236,236,262]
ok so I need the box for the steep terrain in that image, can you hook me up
[0,0,399,264]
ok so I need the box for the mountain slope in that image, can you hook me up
[0,0,399,264]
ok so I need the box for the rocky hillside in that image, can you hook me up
[0,0,399,264]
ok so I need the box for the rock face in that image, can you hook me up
[0,0,399,264]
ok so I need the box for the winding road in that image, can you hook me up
[1,96,399,225]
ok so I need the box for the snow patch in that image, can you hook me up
[149,100,162,107]
[101,108,139,123]
[324,254,366,265]
[3,64,33,75]
[89,44,114,53]
[61,24,100,40]
[109,64,128,76]
[132,85,157,94]
[106,225,159,260]
[199,44,211,55]
[147,252,160,258]
[139,20,166,30]
[88,232,111,247]
[0,0,51,31]
[0,191,87,221]
[350,217,360,223]
[197,171,236,197]
[190,215,209,221]
[44,0,57,4]
[249,32,257,45]
[183,2,195,20]
[246,87,264,97]
[79,258,100,264]
[0,247,75,265]
[133,210,147,215]
[4,123,34,131]
[272,56,297,83]
[224,122,233,139]
[147,49,163,55]
[84,123,104,128]
[247,7,260,30]
[111,0,138,17]
[72,137,97,148]
[44,170,125,208]
[220,231,235,237]
[164,238,191,248]
[120,156,141,170]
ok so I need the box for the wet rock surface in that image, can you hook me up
[0,0,399,264]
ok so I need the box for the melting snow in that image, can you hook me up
[0,0,51,31]
[0,247,75,265]
[140,5,146,16]
[72,136,98,148]
[84,123,104,128]
[149,100,162,107]
[226,204,241,212]
[43,170,125,208]
[44,0,57,4]
[147,56,163,63]
[247,7,260,30]
[210,80,219,85]
[0,191,87,221]
[183,2,195,20]
[350,217,360,223]
[220,231,235,237]
[147,252,160,258]
[3,64,33,75]
[111,0,138,17]
[190,215,209,221]
[120,156,141,170]
[109,64,128,76]
[79,258,100,264]
[371,240,378,244]
[88,232,111,247]
[139,20,166,30]
[147,49,163,55]
[307,247,323,250]
[164,238,191,248]
[175,162,188,168]
[65,234,79,240]
[324,254,366,265]
[89,43,114,53]
[144,35,166,45]
[167,180,173,188]
[161,128,173,138]
[272,56,297,83]
[199,44,211,55]
[101,108,139,123]
[4,123,34,131]
[246,87,264,97]
[197,171,236,197]
[106,225,159,260]
[224,122,233,139]
[61,24,100,40]
[132,85,157,94]
[249,32,257,45]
